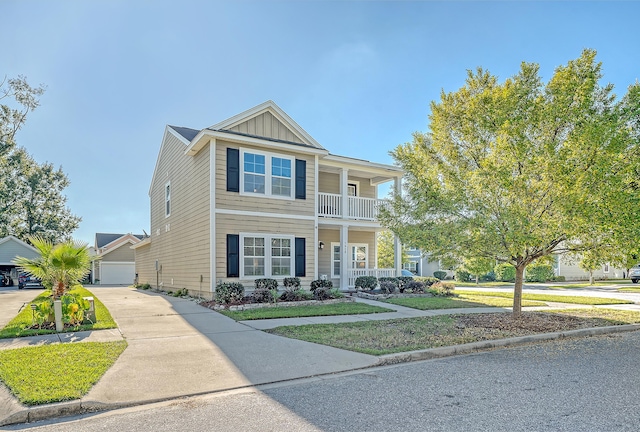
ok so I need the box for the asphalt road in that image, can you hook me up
[8,330,640,432]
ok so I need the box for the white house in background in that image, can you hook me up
[0,236,40,286]
[553,254,626,281]
[92,233,144,285]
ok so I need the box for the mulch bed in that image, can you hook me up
[455,312,616,333]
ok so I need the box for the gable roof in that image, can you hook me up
[0,236,39,264]
[209,100,325,150]
[95,233,144,250]
[168,125,200,142]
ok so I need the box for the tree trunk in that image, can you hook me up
[589,271,594,285]
[475,275,479,284]
[513,265,525,316]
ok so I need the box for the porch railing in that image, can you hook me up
[318,193,388,221]
[348,268,397,288]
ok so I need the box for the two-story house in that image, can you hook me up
[134,101,404,298]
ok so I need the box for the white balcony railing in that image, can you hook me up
[348,268,397,288]
[318,193,388,221]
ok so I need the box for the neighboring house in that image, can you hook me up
[93,233,143,285]
[404,248,443,277]
[0,236,40,286]
[553,254,626,281]
[134,101,404,298]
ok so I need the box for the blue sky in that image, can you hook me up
[3,1,639,244]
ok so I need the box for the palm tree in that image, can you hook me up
[14,236,91,298]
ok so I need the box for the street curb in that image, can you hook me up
[375,323,640,365]
[2,323,640,426]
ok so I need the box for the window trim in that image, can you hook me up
[240,148,295,200]
[165,181,171,218]
[239,233,295,279]
[347,181,359,197]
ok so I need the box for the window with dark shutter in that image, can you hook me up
[295,159,306,200]
[227,148,240,192]
[295,237,306,277]
[227,234,239,277]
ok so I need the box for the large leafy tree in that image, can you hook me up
[14,236,91,298]
[376,230,409,269]
[381,50,640,314]
[0,75,80,242]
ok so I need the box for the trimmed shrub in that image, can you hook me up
[355,276,377,290]
[310,279,333,291]
[283,277,301,289]
[253,287,277,303]
[405,280,425,293]
[329,288,345,299]
[455,270,471,282]
[551,275,566,282]
[215,282,245,304]
[397,276,414,292]
[280,289,313,302]
[379,281,397,294]
[494,263,516,282]
[433,271,447,280]
[430,281,455,297]
[313,287,332,300]
[379,277,400,287]
[525,264,555,282]
[255,278,278,290]
[415,276,439,287]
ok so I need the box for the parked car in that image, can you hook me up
[18,274,43,289]
[401,269,415,277]
[630,266,640,284]
[1,272,13,287]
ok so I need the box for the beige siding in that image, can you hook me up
[215,140,315,216]
[317,228,376,283]
[137,133,211,297]
[101,242,135,262]
[216,214,315,289]
[318,172,375,198]
[228,112,304,144]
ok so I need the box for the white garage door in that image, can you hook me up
[101,262,136,285]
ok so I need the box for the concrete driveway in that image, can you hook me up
[0,286,46,329]
[83,286,378,406]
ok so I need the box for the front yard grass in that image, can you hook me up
[455,290,632,305]
[384,295,545,310]
[0,286,117,338]
[0,340,127,405]
[454,281,515,287]
[218,302,394,320]
[266,309,640,355]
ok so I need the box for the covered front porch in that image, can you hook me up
[317,225,402,290]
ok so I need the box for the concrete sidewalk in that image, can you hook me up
[2,287,640,426]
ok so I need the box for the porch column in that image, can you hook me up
[394,234,402,277]
[393,176,403,277]
[340,224,349,289]
[340,168,349,219]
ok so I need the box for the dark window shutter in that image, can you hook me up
[227,234,239,277]
[227,148,240,192]
[295,237,306,277]
[295,159,306,200]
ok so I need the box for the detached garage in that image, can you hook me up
[0,236,40,286]
[93,233,143,285]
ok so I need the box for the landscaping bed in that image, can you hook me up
[200,297,354,311]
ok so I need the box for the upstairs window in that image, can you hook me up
[165,182,171,217]
[241,149,294,199]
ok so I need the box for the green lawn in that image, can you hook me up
[267,309,640,355]
[617,287,640,293]
[455,290,632,305]
[0,341,127,405]
[454,281,514,287]
[218,302,394,320]
[0,286,117,338]
[384,295,544,310]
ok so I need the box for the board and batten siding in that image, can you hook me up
[138,132,211,297]
[0,240,38,263]
[215,213,315,289]
[134,243,153,286]
[226,111,304,144]
[215,140,315,216]
[318,172,376,199]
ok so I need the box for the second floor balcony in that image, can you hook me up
[318,192,388,221]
